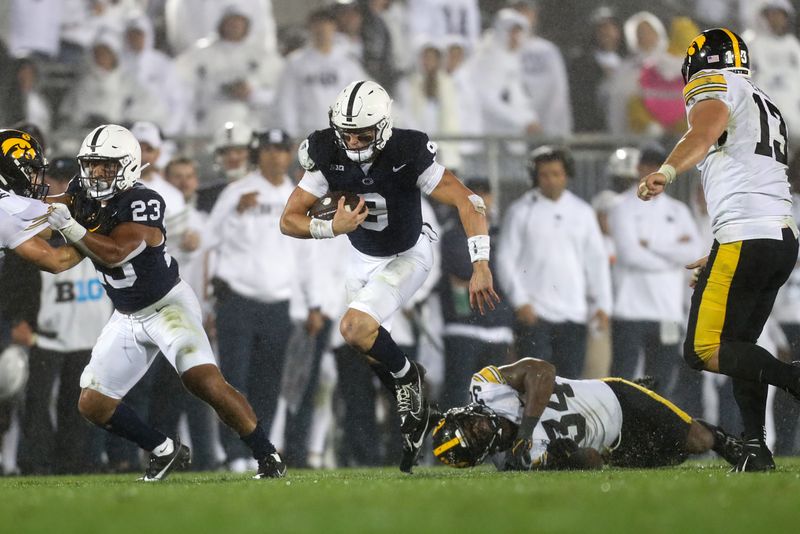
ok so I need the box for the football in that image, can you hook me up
[308,191,362,220]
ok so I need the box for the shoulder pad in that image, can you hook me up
[298,138,317,171]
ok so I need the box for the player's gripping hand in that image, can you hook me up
[332,196,368,235]
[505,437,533,471]
[48,203,87,243]
[545,438,580,468]
[637,172,666,201]
[469,261,501,316]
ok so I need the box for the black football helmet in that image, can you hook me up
[0,129,48,199]
[682,28,749,83]
[432,404,504,468]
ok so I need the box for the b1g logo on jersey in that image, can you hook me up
[55,279,105,303]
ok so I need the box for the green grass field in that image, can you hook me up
[2,460,799,534]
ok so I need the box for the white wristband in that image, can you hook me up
[468,234,490,263]
[309,218,335,239]
[60,220,87,243]
[659,164,677,184]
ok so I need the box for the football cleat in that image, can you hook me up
[399,402,440,474]
[138,439,191,482]
[253,452,287,479]
[395,362,427,434]
[731,439,775,473]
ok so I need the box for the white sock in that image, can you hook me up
[153,437,175,457]
[391,359,411,379]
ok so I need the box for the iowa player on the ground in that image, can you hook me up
[638,28,800,471]
[432,358,743,471]
[46,124,285,481]
[0,129,82,272]
[281,80,500,472]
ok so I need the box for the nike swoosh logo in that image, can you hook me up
[393,164,407,172]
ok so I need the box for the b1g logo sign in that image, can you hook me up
[55,279,105,303]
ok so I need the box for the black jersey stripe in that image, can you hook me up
[346,81,366,117]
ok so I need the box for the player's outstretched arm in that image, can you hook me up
[12,236,85,274]
[429,170,500,314]
[47,203,161,268]
[639,98,729,201]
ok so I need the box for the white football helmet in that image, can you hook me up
[329,80,393,163]
[0,345,28,401]
[212,121,253,181]
[606,147,640,181]
[78,124,143,199]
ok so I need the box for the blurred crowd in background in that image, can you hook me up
[2,0,800,475]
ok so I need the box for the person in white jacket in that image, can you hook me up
[750,0,800,143]
[498,146,612,379]
[121,14,190,136]
[274,8,367,139]
[176,5,284,136]
[472,9,538,154]
[609,145,704,413]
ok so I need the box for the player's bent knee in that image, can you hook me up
[339,312,377,351]
[181,364,227,401]
[77,388,117,425]
[683,340,713,370]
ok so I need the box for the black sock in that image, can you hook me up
[241,421,276,460]
[718,341,800,391]
[367,327,408,374]
[731,378,768,441]
[103,403,166,452]
[367,359,397,394]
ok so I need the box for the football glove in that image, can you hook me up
[544,438,580,469]
[504,437,533,471]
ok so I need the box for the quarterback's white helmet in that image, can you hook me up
[78,124,143,199]
[0,345,28,401]
[606,147,640,180]
[212,121,253,181]
[329,80,393,162]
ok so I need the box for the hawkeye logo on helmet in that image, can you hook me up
[1,136,37,161]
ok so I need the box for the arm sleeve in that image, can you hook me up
[582,208,613,315]
[609,204,674,271]
[297,170,329,198]
[496,203,529,308]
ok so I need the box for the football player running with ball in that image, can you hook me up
[638,28,800,471]
[281,80,500,472]
[46,124,285,481]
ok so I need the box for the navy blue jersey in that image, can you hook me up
[305,128,439,256]
[91,183,179,313]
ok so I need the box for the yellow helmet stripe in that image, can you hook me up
[433,436,462,457]
[720,28,741,68]
[432,418,446,435]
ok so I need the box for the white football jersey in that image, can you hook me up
[684,69,793,243]
[0,189,49,250]
[469,366,623,465]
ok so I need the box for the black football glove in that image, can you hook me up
[72,192,113,234]
[544,438,580,470]
[504,437,533,471]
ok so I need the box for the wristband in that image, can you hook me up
[467,234,490,263]
[517,415,540,439]
[659,164,677,184]
[309,218,335,239]
[60,220,87,243]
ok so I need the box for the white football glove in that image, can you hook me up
[48,203,87,243]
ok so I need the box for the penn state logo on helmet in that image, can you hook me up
[682,27,749,83]
[329,80,394,163]
[0,129,49,199]
[77,124,143,200]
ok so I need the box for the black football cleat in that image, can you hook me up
[138,439,191,482]
[399,402,440,474]
[395,362,427,434]
[731,439,775,473]
[696,419,743,466]
[253,452,287,479]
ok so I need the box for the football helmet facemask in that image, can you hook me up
[432,403,504,468]
[78,124,143,200]
[682,27,749,83]
[329,80,393,163]
[0,129,48,200]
